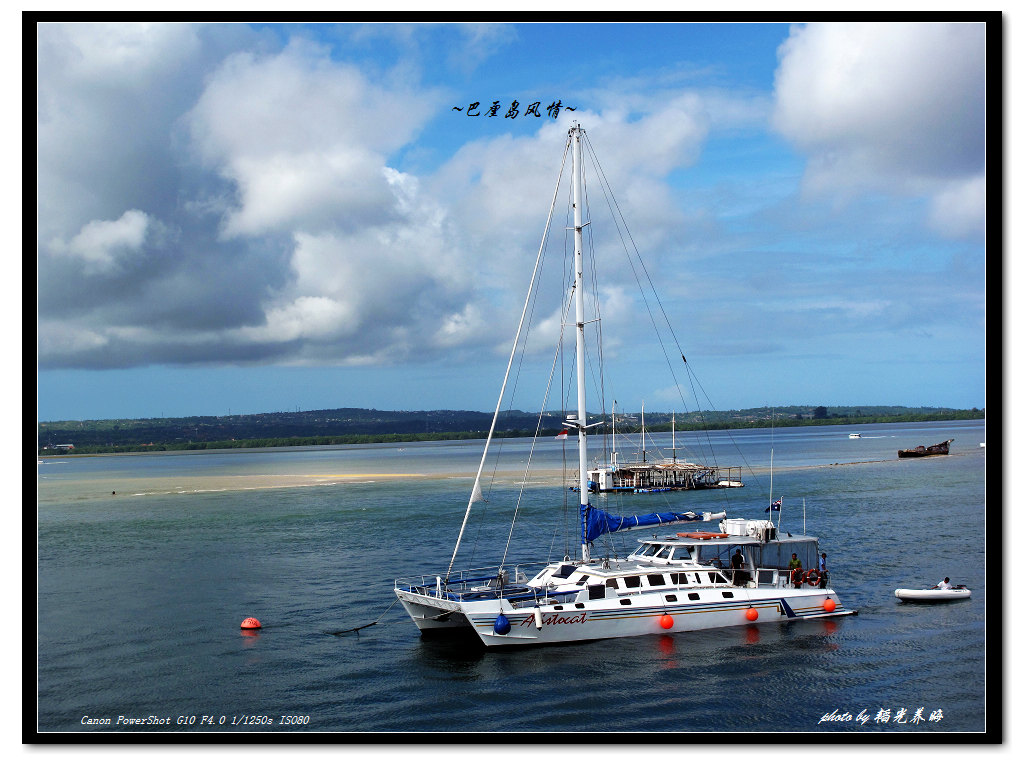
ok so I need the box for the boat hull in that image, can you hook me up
[894,588,971,602]
[898,439,953,458]
[396,589,476,631]
[396,585,854,647]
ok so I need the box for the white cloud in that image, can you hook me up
[36,21,730,373]
[36,21,983,387]
[929,175,986,238]
[246,295,358,345]
[37,322,110,359]
[50,210,150,273]
[772,22,986,236]
[186,38,439,238]
[37,22,201,87]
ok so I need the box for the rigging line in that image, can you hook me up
[445,136,571,583]
[581,144,610,465]
[472,148,576,568]
[584,134,726,471]
[585,142,691,424]
[680,364,767,496]
[501,281,577,570]
[466,161,564,570]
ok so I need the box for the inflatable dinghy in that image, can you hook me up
[894,587,971,602]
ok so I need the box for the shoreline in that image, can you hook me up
[37,416,985,461]
[37,452,985,503]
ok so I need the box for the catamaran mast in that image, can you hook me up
[611,401,617,466]
[641,401,646,463]
[571,124,592,562]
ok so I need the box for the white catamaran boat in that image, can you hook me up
[394,125,855,647]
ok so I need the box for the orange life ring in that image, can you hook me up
[790,567,804,585]
[804,569,820,586]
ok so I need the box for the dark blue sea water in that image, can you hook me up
[35,420,990,736]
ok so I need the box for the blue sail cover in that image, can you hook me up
[581,504,713,544]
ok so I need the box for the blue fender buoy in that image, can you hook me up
[494,614,511,635]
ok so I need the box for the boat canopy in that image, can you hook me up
[580,504,721,544]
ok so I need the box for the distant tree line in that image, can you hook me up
[37,405,984,456]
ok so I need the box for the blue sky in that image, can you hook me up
[34,20,990,421]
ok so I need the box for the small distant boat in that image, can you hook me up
[898,438,953,458]
[895,587,971,602]
[849,433,861,439]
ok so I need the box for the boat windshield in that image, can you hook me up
[669,547,692,561]
[634,542,694,560]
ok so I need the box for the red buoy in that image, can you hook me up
[823,598,836,613]
[745,607,758,621]
[240,617,262,629]
[659,614,674,629]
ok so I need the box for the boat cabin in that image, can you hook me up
[525,520,823,599]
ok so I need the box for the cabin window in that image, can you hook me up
[671,572,687,585]
[688,593,700,601]
[655,547,671,559]
[710,572,727,584]
[620,599,632,605]
[647,574,666,586]
[693,573,702,584]
[558,564,577,578]
[575,575,590,585]
[623,576,641,588]
[587,584,606,600]
[646,545,664,558]
[553,605,563,611]
[606,578,619,589]
[670,548,691,561]
[665,594,678,603]
[574,603,585,609]
[722,592,734,599]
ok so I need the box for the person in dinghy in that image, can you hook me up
[931,577,952,590]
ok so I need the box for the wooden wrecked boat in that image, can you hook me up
[898,439,953,458]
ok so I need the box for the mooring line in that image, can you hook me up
[329,597,400,636]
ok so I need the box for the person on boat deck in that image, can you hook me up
[932,577,953,590]
[818,552,829,588]
[789,553,804,588]
[731,549,746,585]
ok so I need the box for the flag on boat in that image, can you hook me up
[555,429,568,440]
[764,499,782,514]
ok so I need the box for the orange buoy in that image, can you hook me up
[745,607,758,621]
[659,614,674,629]
[823,598,836,613]
[240,617,262,629]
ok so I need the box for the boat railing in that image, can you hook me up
[395,562,554,601]
[745,567,832,589]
